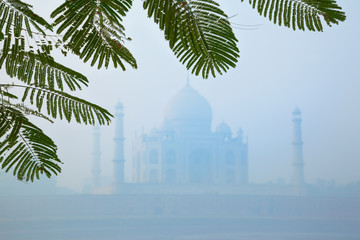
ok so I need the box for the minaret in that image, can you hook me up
[113,101,125,190]
[292,107,305,186]
[92,125,101,190]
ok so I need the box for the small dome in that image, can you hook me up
[216,122,232,135]
[164,84,212,124]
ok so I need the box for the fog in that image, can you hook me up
[1,0,360,239]
[1,193,360,240]
[1,0,358,191]
[17,0,359,191]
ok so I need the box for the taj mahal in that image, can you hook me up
[2,79,359,233]
[132,82,248,185]
[91,78,305,196]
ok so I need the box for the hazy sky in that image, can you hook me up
[2,0,359,192]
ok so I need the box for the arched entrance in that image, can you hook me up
[188,149,212,183]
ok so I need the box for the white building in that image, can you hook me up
[131,82,248,185]
[94,80,305,196]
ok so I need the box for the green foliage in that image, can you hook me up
[0,80,112,181]
[2,46,88,91]
[0,0,113,181]
[20,85,112,125]
[0,106,61,181]
[51,0,137,70]
[242,0,346,31]
[143,0,240,79]
[0,0,52,36]
[0,0,53,57]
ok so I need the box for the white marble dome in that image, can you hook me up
[163,84,212,133]
[164,84,212,123]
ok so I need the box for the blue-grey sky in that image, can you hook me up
[2,0,359,192]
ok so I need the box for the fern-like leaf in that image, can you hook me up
[0,106,61,182]
[0,86,53,122]
[51,0,137,70]
[0,46,88,91]
[0,0,54,56]
[16,85,113,125]
[143,0,240,79]
[0,0,52,36]
[242,0,346,31]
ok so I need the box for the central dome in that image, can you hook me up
[164,84,212,133]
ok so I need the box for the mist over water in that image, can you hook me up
[1,218,360,240]
[1,194,360,240]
